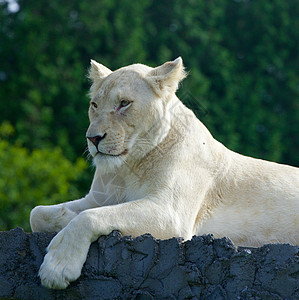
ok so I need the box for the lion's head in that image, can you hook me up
[86,58,187,171]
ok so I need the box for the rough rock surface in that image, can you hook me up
[0,227,298,299]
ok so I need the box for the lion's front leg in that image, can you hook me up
[30,205,78,232]
[39,221,91,289]
[38,209,98,289]
[39,199,185,289]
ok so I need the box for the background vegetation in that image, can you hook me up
[0,0,298,231]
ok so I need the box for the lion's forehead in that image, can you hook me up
[98,69,153,102]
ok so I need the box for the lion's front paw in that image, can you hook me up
[30,205,77,232]
[39,227,90,289]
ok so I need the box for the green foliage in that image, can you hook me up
[0,124,88,231]
[144,0,298,165]
[0,0,298,230]
[0,0,149,160]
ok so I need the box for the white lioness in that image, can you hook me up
[30,58,299,289]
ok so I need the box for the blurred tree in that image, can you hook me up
[0,123,88,231]
[0,0,297,165]
[0,0,149,159]
[144,0,298,165]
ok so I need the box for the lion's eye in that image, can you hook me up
[90,102,98,109]
[120,100,131,107]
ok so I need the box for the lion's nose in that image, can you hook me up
[87,133,107,148]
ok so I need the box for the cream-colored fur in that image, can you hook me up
[30,57,299,289]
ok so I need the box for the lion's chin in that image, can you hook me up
[92,151,127,173]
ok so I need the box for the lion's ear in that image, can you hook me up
[89,59,112,82]
[146,57,187,95]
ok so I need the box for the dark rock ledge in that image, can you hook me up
[0,227,298,299]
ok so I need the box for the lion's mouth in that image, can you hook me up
[96,149,128,157]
